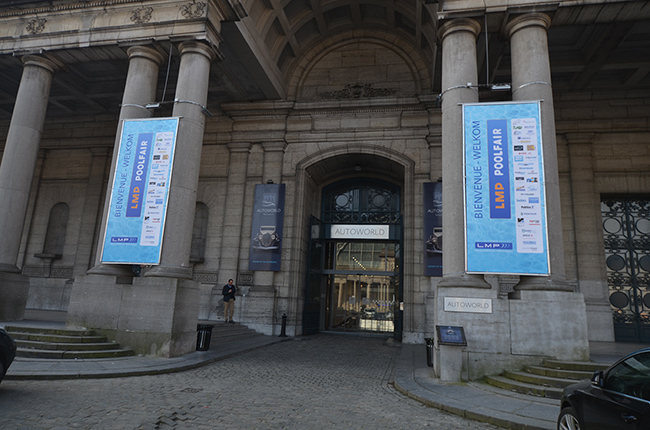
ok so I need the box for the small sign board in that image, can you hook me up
[436,325,467,346]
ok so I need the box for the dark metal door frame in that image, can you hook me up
[602,197,650,343]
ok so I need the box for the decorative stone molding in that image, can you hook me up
[238,272,254,286]
[51,267,74,278]
[26,17,46,34]
[23,266,45,277]
[318,84,396,100]
[22,265,73,278]
[130,7,153,24]
[193,271,218,283]
[180,2,206,19]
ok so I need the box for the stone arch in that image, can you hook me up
[287,143,418,335]
[287,29,432,100]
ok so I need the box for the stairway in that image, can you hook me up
[4,325,135,359]
[202,321,266,346]
[484,359,609,399]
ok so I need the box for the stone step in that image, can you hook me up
[524,364,594,381]
[17,347,136,360]
[503,369,582,389]
[5,325,135,359]
[484,374,564,399]
[4,325,97,337]
[542,359,609,373]
[9,332,108,344]
[16,339,121,352]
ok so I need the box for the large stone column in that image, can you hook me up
[506,13,570,291]
[89,45,166,277]
[256,140,285,287]
[505,13,589,362]
[0,54,59,320]
[246,140,286,334]
[69,45,166,329]
[434,18,495,381]
[220,141,251,282]
[437,19,490,290]
[146,41,216,279]
[566,133,614,341]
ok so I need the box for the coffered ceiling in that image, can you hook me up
[0,0,648,124]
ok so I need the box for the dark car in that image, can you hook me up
[0,326,16,384]
[558,347,650,430]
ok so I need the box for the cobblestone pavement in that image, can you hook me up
[0,335,498,430]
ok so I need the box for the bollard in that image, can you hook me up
[279,313,287,337]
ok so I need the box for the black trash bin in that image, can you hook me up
[196,324,214,351]
[425,337,434,367]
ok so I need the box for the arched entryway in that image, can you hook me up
[294,148,414,340]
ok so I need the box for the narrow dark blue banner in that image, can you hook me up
[249,184,285,271]
[487,120,510,219]
[423,182,442,276]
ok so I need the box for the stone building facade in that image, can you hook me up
[0,0,649,379]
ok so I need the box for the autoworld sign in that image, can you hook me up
[444,297,493,314]
[330,224,389,240]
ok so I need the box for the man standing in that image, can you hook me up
[222,279,237,323]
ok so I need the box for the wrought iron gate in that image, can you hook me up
[602,197,650,342]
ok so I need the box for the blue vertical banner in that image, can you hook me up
[101,117,179,265]
[462,102,549,275]
[249,184,285,271]
[423,182,443,276]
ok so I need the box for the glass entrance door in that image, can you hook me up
[323,241,399,334]
[328,274,397,333]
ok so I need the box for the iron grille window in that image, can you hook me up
[322,179,400,224]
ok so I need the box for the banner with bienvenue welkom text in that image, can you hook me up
[462,102,550,275]
[101,117,179,265]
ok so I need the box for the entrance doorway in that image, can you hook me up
[601,197,650,342]
[324,241,399,334]
[303,178,402,337]
[328,274,397,333]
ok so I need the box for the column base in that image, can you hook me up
[87,263,135,277]
[145,265,193,280]
[68,274,200,357]
[514,274,573,292]
[0,272,29,320]
[437,273,491,289]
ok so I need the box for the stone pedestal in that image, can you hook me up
[238,286,277,335]
[437,345,463,382]
[0,273,30,321]
[68,274,200,357]
[510,290,590,361]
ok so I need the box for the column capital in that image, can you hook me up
[261,141,287,152]
[228,142,252,153]
[126,45,166,67]
[505,13,551,39]
[438,18,481,42]
[21,54,62,74]
[178,40,220,62]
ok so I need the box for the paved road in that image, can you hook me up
[0,335,498,429]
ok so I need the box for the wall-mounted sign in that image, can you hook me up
[423,182,443,276]
[330,224,389,240]
[444,297,492,314]
[249,183,285,271]
[101,117,179,265]
[436,325,467,346]
[462,102,550,275]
